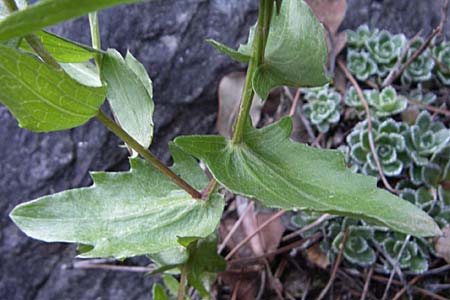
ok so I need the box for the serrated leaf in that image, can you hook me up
[101,49,154,150]
[19,31,99,63]
[0,0,148,42]
[0,45,106,131]
[10,145,224,259]
[175,117,441,237]
[210,0,329,99]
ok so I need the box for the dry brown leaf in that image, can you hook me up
[306,243,330,269]
[435,225,450,263]
[217,72,264,137]
[305,0,347,35]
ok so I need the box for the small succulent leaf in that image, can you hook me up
[101,49,154,150]
[422,163,442,187]
[0,0,149,42]
[0,45,106,132]
[152,284,169,300]
[186,235,226,297]
[19,31,99,63]
[206,39,250,63]
[347,25,372,49]
[175,117,441,237]
[347,50,377,81]
[10,146,225,259]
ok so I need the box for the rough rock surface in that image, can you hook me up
[0,0,448,299]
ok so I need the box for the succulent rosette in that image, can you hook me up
[382,236,429,274]
[347,25,373,49]
[366,30,406,77]
[403,111,450,167]
[367,86,407,117]
[331,219,377,267]
[347,119,408,177]
[303,87,342,133]
[347,50,377,81]
[432,41,450,85]
[401,39,435,85]
[409,88,437,106]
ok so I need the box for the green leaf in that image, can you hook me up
[175,117,441,237]
[10,144,224,259]
[101,49,154,150]
[207,39,251,63]
[209,0,329,99]
[60,61,102,87]
[0,45,106,132]
[162,275,180,298]
[186,235,226,297]
[0,0,148,42]
[152,283,169,300]
[19,31,99,63]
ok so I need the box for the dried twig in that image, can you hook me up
[225,210,285,260]
[406,97,450,117]
[360,264,375,300]
[284,86,316,141]
[392,275,423,300]
[229,232,322,265]
[289,88,301,117]
[218,202,255,254]
[338,59,398,193]
[282,213,332,242]
[368,275,450,300]
[74,260,154,273]
[316,227,350,300]
[382,30,423,87]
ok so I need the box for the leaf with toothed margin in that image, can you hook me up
[175,117,441,237]
[208,0,329,99]
[10,144,224,259]
[0,45,106,132]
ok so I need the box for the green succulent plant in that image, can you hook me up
[401,38,435,85]
[366,30,406,77]
[404,111,450,167]
[347,119,408,177]
[331,218,377,267]
[432,41,450,85]
[303,86,342,133]
[409,88,437,106]
[347,50,377,81]
[344,86,365,110]
[347,25,373,49]
[367,86,407,117]
[399,185,435,211]
[382,236,429,274]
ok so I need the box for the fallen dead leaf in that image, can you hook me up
[435,225,450,263]
[307,243,330,269]
[217,72,264,137]
[305,0,347,35]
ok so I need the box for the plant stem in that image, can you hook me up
[96,110,202,199]
[177,264,188,300]
[89,12,102,70]
[231,0,272,144]
[2,0,60,69]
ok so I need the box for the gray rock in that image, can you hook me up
[0,0,448,299]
